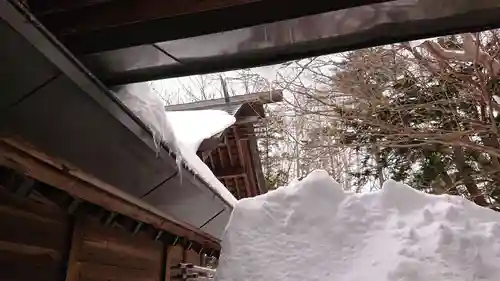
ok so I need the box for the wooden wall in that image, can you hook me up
[66,217,163,281]
[0,180,207,281]
[0,189,70,281]
[65,217,204,281]
[165,245,203,281]
[165,245,183,281]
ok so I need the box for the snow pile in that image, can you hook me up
[166,110,237,206]
[217,170,500,281]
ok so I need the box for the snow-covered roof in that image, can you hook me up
[113,84,283,239]
[165,109,238,206]
[167,90,284,199]
[115,83,239,207]
[2,0,230,243]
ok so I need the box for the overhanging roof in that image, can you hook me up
[24,0,500,85]
[0,0,231,242]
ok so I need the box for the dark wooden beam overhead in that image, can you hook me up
[27,0,115,14]
[31,0,391,54]
[30,0,260,16]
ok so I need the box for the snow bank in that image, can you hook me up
[166,110,238,206]
[217,170,500,281]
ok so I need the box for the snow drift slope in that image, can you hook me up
[217,170,500,281]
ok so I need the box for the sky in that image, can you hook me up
[147,64,283,105]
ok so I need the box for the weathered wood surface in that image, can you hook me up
[0,137,221,250]
[184,249,201,265]
[66,217,163,281]
[0,188,69,281]
[165,245,183,281]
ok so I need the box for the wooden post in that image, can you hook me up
[65,217,83,281]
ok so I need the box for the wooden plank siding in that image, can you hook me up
[183,249,201,266]
[0,160,217,281]
[164,245,202,281]
[165,245,183,281]
[66,217,163,281]
[0,188,70,281]
[0,190,208,281]
[0,138,221,250]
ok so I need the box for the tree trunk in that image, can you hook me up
[373,144,385,189]
[453,146,488,206]
[469,148,500,192]
[433,158,459,195]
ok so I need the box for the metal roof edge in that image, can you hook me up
[165,90,283,112]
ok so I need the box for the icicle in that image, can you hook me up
[176,154,183,185]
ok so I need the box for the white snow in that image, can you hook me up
[115,84,238,206]
[165,110,238,206]
[116,83,175,147]
[217,170,500,281]
[493,95,500,105]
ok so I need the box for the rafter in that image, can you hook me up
[214,166,246,180]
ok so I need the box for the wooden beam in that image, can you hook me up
[233,127,252,198]
[247,125,267,194]
[214,166,245,180]
[208,154,216,170]
[0,240,61,260]
[32,0,258,17]
[235,116,260,125]
[226,141,235,169]
[0,138,221,250]
[242,138,258,197]
[28,0,114,15]
[233,178,241,199]
[216,147,225,170]
[197,137,220,152]
[66,216,83,281]
[35,0,391,54]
